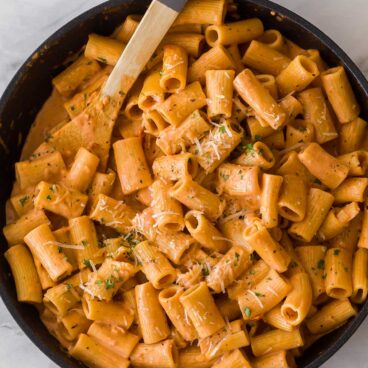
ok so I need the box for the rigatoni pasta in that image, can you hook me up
[4,5,368,368]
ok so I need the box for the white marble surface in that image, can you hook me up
[0,0,368,367]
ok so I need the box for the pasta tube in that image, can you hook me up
[206,246,251,293]
[205,18,263,46]
[252,351,296,368]
[65,147,99,192]
[133,241,176,289]
[15,151,65,190]
[170,175,225,220]
[135,282,170,344]
[150,180,184,233]
[3,208,50,246]
[298,87,338,144]
[263,304,294,332]
[115,14,142,43]
[199,319,249,359]
[306,299,357,334]
[317,202,360,240]
[157,81,207,126]
[278,174,307,222]
[189,120,243,173]
[87,322,139,359]
[188,46,236,83]
[138,70,165,110]
[174,0,226,25]
[332,177,368,203]
[251,328,304,357]
[216,163,261,197]
[238,269,291,320]
[281,272,312,326]
[260,174,283,228]
[52,56,100,97]
[113,137,152,194]
[24,224,72,282]
[34,181,87,219]
[205,70,235,119]
[295,246,327,303]
[242,40,291,76]
[234,69,287,129]
[298,143,349,189]
[4,244,42,304]
[89,194,135,233]
[159,286,197,341]
[69,334,129,368]
[82,294,134,328]
[180,281,225,338]
[276,55,319,96]
[160,44,188,93]
[152,153,198,181]
[325,247,353,298]
[339,117,367,154]
[234,141,275,170]
[243,221,291,273]
[84,33,125,66]
[211,349,252,368]
[69,216,103,268]
[156,109,210,155]
[288,188,334,242]
[130,339,178,368]
[321,66,360,123]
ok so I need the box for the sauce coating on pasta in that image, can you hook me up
[4,1,367,367]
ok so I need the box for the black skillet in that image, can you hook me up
[0,0,367,367]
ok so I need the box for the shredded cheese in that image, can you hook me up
[247,290,264,309]
[45,241,84,250]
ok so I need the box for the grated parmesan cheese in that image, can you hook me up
[247,289,264,309]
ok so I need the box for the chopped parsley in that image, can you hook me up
[234,252,240,266]
[317,259,325,270]
[298,126,307,132]
[46,195,52,200]
[219,126,226,134]
[58,246,62,253]
[255,292,264,297]
[124,233,140,247]
[290,260,298,269]
[19,195,29,207]
[95,280,103,286]
[244,143,255,154]
[81,240,88,247]
[244,307,252,317]
[105,276,116,290]
[83,259,92,269]
[65,283,74,291]
[221,173,230,181]
[333,249,341,256]
[201,264,210,277]
[254,134,263,141]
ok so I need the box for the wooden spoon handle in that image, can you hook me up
[102,0,187,98]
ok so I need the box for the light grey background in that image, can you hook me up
[0,0,368,367]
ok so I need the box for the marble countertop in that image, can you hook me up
[0,0,368,367]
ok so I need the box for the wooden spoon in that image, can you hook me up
[47,0,187,170]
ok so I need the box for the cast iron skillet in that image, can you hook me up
[0,0,367,367]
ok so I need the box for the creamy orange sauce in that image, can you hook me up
[21,88,69,160]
